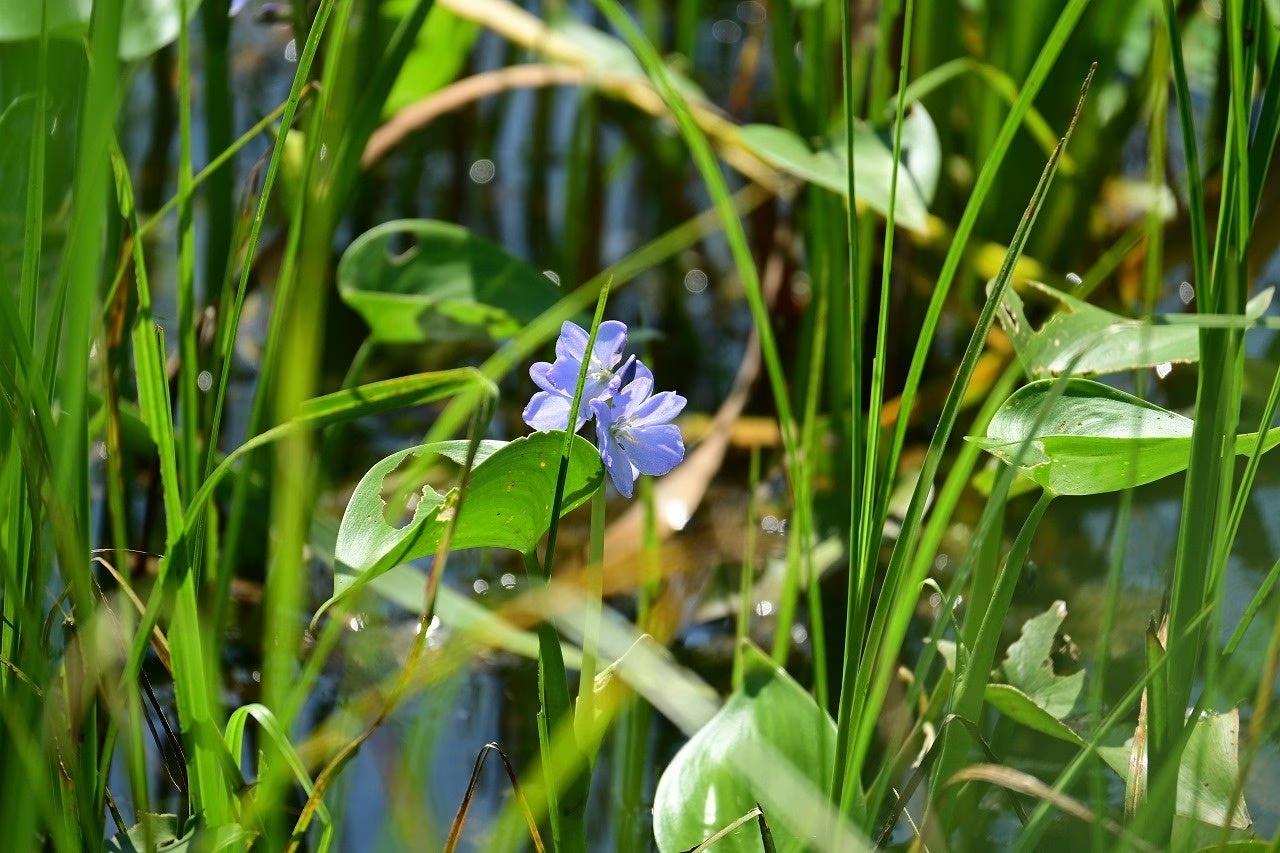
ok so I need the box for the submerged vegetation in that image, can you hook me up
[4,0,1280,849]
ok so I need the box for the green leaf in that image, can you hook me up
[934,633,1085,746]
[986,684,1086,745]
[652,644,836,853]
[325,432,603,614]
[992,280,1274,378]
[224,703,333,849]
[1000,600,1084,719]
[0,0,203,61]
[969,378,1280,495]
[106,814,251,853]
[337,220,565,344]
[737,121,930,233]
[381,2,479,116]
[1099,710,1253,840]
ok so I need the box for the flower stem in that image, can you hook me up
[530,281,613,851]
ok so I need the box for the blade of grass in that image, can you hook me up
[873,0,1093,549]
[841,65,1095,813]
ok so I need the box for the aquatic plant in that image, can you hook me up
[2,0,1280,850]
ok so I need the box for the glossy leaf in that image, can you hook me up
[325,432,603,614]
[993,280,1273,378]
[652,644,836,853]
[0,0,203,61]
[737,118,932,233]
[969,379,1280,495]
[337,220,564,344]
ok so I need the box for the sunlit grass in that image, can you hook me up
[0,0,1278,849]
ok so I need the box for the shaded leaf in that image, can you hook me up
[969,379,1280,495]
[652,644,835,853]
[0,0,203,61]
[737,122,930,233]
[986,684,1086,745]
[337,220,565,344]
[1100,710,1253,841]
[993,280,1273,378]
[1001,600,1084,719]
[325,433,603,613]
[106,814,250,853]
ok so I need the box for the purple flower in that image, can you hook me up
[523,320,629,432]
[591,364,686,498]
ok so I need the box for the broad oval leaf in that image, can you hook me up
[0,0,202,61]
[969,379,1280,495]
[993,280,1274,378]
[652,644,836,853]
[737,119,931,234]
[337,220,564,344]
[325,432,603,615]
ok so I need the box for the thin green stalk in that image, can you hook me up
[862,363,1020,821]
[176,0,200,496]
[835,0,1092,809]
[532,283,613,853]
[734,448,763,691]
[932,491,1055,820]
[786,191,835,702]
[842,66,1094,811]
[853,0,915,686]
[589,0,802,522]
[1224,555,1280,656]
[574,487,606,756]
[832,0,866,811]
[1163,0,1211,292]
[18,3,47,340]
[616,476,661,853]
[201,0,235,314]
[1154,2,1255,842]
[201,0,339,480]
[874,0,1092,545]
[259,0,357,751]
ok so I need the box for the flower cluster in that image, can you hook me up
[523,321,685,498]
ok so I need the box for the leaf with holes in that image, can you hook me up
[992,280,1273,378]
[968,379,1280,495]
[652,644,836,853]
[320,432,603,617]
[337,220,565,344]
[1000,600,1083,719]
